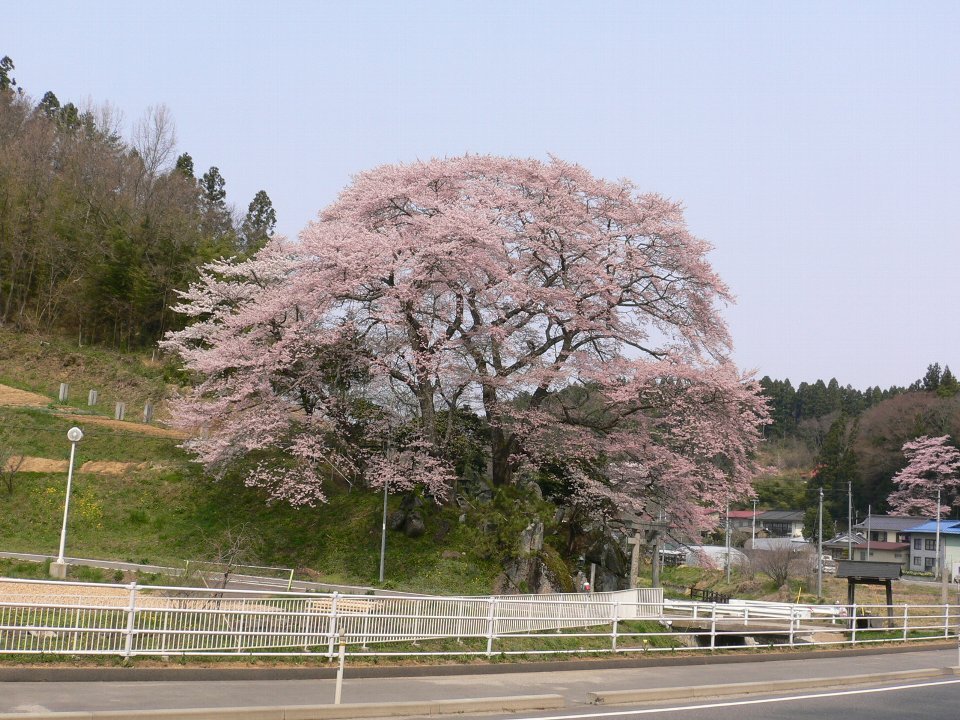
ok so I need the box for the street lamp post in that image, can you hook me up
[379,477,388,583]
[51,427,83,579]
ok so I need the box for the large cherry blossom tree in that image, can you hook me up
[163,156,768,530]
[887,435,960,516]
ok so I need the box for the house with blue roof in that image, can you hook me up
[903,519,960,579]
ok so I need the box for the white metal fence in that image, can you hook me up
[0,577,955,659]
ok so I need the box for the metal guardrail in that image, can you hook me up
[0,578,663,657]
[0,577,956,658]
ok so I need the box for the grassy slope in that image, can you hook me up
[0,328,171,418]
[0,330,498,594]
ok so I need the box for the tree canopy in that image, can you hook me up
[164,156,768,531]
[887,435,960,516]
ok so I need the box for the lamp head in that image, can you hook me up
[67,427,83,443]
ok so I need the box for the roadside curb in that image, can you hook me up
[588,666,960,705]
[1,641,954,683]
[0,694,566,720]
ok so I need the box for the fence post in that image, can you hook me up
[709,602,717,651]
[334,632,346,704]
[326,592,340,660]
[115,402,126,421]
[59,383,69,402]
[902,604,909,641]
[160,610,168,656]
[455,599,464,644]
[88,389,98,406]
[788,608,796,647]
[123,582,138,658]
[944,604,950,638]
[850,604,858,644]
[485,597,497,657]
[235,598,248,653]
[612,600,620,652]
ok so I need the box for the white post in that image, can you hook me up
[123,582,138,658]
[788,608,796,647]
[485,597,497,657]
[944,604,950,639]
[710,602,717,651]
[334,632,346,704]
[902,604,909,641]
[326,592,340,659]
[611,600,619,651]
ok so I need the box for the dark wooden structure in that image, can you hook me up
[837,560,901,626]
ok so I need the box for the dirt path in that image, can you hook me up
[0,382,185,439]
[0,384,50,407]
[2,456,152,475]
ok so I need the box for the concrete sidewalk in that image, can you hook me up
[1,646,957,717]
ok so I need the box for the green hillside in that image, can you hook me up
[0,329,500,594]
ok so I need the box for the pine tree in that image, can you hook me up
[937,366,959,398]
[810,414,859,523]
[175,152,195,179]
[240,190,276,254]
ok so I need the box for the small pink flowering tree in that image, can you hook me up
[887,435,960,516]
[163,156,768,529]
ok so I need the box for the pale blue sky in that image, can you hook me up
[7,1,959,389]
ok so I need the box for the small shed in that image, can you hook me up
[836,560,901,623]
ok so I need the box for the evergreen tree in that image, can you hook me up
[198,165,234,245]
[802,504,836,543]
[0,56,15,94]
[810,414,859,524]
[922,363,942,392]
[200,165,226,206]
[174,152,195,179]
[36,91,60,118]
[240,189,276,253]
[937,366,959,398]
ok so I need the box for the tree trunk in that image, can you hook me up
[490,426,515,487]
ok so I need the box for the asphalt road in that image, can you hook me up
[1,647,957,716]
[465,678,960,720]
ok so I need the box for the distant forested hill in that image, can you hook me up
[0,55,276,349]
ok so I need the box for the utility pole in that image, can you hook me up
[847,481,853,560]
[817,487,823,599]
[725,502,731,584]
[935,487,942,581]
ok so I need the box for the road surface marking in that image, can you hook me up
[511,677,960,720]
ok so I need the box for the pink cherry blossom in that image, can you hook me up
[887,435,960,516]
[163,156,768,529]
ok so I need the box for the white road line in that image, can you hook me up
[510,677,960,720]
